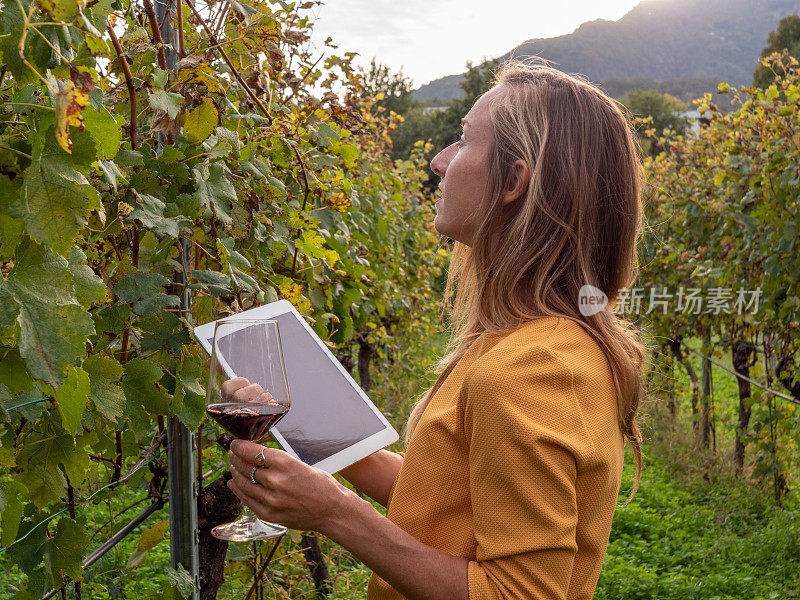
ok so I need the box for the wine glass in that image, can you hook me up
[205,318,291,541]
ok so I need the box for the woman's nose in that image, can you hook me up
[430,149,447,178]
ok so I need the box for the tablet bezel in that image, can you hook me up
[193,300,399,474]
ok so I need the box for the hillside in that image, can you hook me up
[414,0,800,103]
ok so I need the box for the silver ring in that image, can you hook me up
[250,466,258,485]
[254,448,266,466]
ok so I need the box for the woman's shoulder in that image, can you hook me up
[477,316,609,372]
[469,317,618,424]
[466,316,621,463]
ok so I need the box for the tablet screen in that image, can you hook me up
[208,312,386,464]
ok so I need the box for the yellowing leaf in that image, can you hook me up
[54,81,90,154]
[183,98,218,144]
[324,249,339,265]
[126,520,169,569]
[37,0,80,22]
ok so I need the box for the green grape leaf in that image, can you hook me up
[82,354,125,422]
[123,358,170,419]
[166,565,196,599]
[122,396,151,440]
[55,365,90,434]
[313,122,340,146]
[0,383,12,424]
[68,246,108,307]
[152,67,169,89]
[16,432,71,507]
[83,105,122,160]
[210,126,240,159]
[140,312,191,353]
[5,239,92,386]
[7,515,48,575]
[0,174,25,259]
[23,124,101,256]
[17,302,93,387]
[0,480,27,546]
[0,0,57,86]
[98,159,128,192]
[9,83,37,114]
[193,162,236,226]
[60,431,93,485]
[176,355,205,429]
[0,284,21,334]
[183,97,218,143]
[189,270,232,296]
[44,516,87,585]
[93,303,131,335]
[333,143,359,170]
[129,193,189,238]
[149,89,183,119]
[6,237,76,305]
[116,148,145,168]
[4,383,46,422]
[114,271,180,316]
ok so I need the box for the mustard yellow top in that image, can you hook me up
[367,317,625,600]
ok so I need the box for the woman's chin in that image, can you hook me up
[432,214,445,236]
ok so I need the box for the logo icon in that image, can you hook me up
[578,285,608,316]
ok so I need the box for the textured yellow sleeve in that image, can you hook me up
[463,344,592,600]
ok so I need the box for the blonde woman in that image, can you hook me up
[227,61,648,600]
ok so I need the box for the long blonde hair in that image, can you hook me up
[407,61,649,503]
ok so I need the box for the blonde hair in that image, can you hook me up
[407,61,649,504]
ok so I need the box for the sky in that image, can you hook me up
[306,0,644,88]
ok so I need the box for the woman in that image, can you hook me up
[227,60,648,600]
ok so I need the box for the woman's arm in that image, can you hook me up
[227,441,468,600]
[325,490,469,600]
[338,449,403,508]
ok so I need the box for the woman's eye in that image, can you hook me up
[456,133,465,147]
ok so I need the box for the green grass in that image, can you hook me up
[598,443,800,599]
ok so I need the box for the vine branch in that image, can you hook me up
[185,0,272,122]
[107,19,138,149]
[142,0,168,70]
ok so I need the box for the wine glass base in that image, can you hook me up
[211,515,287,541]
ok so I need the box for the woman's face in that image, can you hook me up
[430,86,504,246]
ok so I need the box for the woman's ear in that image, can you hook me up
[500,159,531,206]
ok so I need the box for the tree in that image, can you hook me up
[753,15,800,87]
[369,58,501,167]
[411,59,500,187]
[620,89,689,155]
[358,58,419,117]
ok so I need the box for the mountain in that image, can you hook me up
[414,0,800,104]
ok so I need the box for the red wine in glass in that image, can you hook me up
[205,318,292,541]
[206,403,288,441]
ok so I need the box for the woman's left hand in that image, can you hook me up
[227,439,353,534]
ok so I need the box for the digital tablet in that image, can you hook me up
[193,300,399,474]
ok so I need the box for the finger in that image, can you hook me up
[229,451,268,474]
[221,377,250,399]
[230,439,274,462]
[232,383,265,403]
[228,477,266,511]
[228,478,281,522]
[231,464,272,499]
